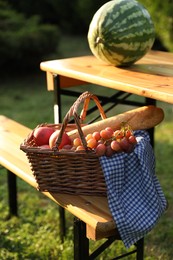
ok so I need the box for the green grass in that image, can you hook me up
[1,35,173,259]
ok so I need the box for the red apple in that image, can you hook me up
[49,130,72,149]
[33,126,55,146]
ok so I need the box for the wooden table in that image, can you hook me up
[40,50,173,258]
[40,50,173,105]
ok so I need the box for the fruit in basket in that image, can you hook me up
[87,0,155,67]
[91,124,137,156]
[87,138,97,149]
[49,130,72,149]
[33,126,55,146]
[92,131,101,141]
[48,123,137,156]
[111,140,121,152]
[100,129,113,140]
[73,124,137,157]
[105,145,114,157]
[95,143,106,156]
[68,106,164,141]
[73,137,82,148]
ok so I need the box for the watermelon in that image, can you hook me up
[87,0,155,67]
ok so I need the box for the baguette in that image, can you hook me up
[68,105,164,140]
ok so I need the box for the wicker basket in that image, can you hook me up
[20,91,108,196]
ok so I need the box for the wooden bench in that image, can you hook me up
[0,115,144,259]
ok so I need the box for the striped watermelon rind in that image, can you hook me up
[87,0,155,67]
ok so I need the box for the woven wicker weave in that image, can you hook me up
[20,91,107,196]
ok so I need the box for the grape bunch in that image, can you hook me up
[73,123,137,157]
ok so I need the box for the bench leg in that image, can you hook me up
[7,170,18,218]
[136,238,144,260]
[73,218,144,260]
[59,206,66,242]
[74,218,89,260]
[7,169,66,245]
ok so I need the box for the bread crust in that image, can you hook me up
[68,105,164,140]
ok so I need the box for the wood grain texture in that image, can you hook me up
[40,50,173,104]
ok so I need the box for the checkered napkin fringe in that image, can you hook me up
[99,130,167,248]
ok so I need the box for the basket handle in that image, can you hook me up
[55,91,107,150]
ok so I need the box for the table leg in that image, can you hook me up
[53,75,66,241]
[145,98,156,147]
[54,75,62,123]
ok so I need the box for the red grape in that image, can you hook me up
[86,133,93,141]
[105,145,114,157]
[105,127,114,136]
[119,137,130,152]
[128,135,137,145]
[92,131,101,141]
[126,143,135,153]
[95,143,106,156]
[111,140,121,152]
[125,129,132,138]
[87,138,97,149]
[73,137,82,147]
[113,129,124,139]
[100,129,112,140]
[76,145,85,151]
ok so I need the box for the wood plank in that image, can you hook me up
[49,192,116,240]
[40,50,173,104]
[46,71,86,91]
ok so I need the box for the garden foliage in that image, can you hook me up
[1,0,173,72]
[0,1,60,71]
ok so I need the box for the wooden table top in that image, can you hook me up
[40,50,173,104]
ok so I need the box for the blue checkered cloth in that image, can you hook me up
[99,130,167,248]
